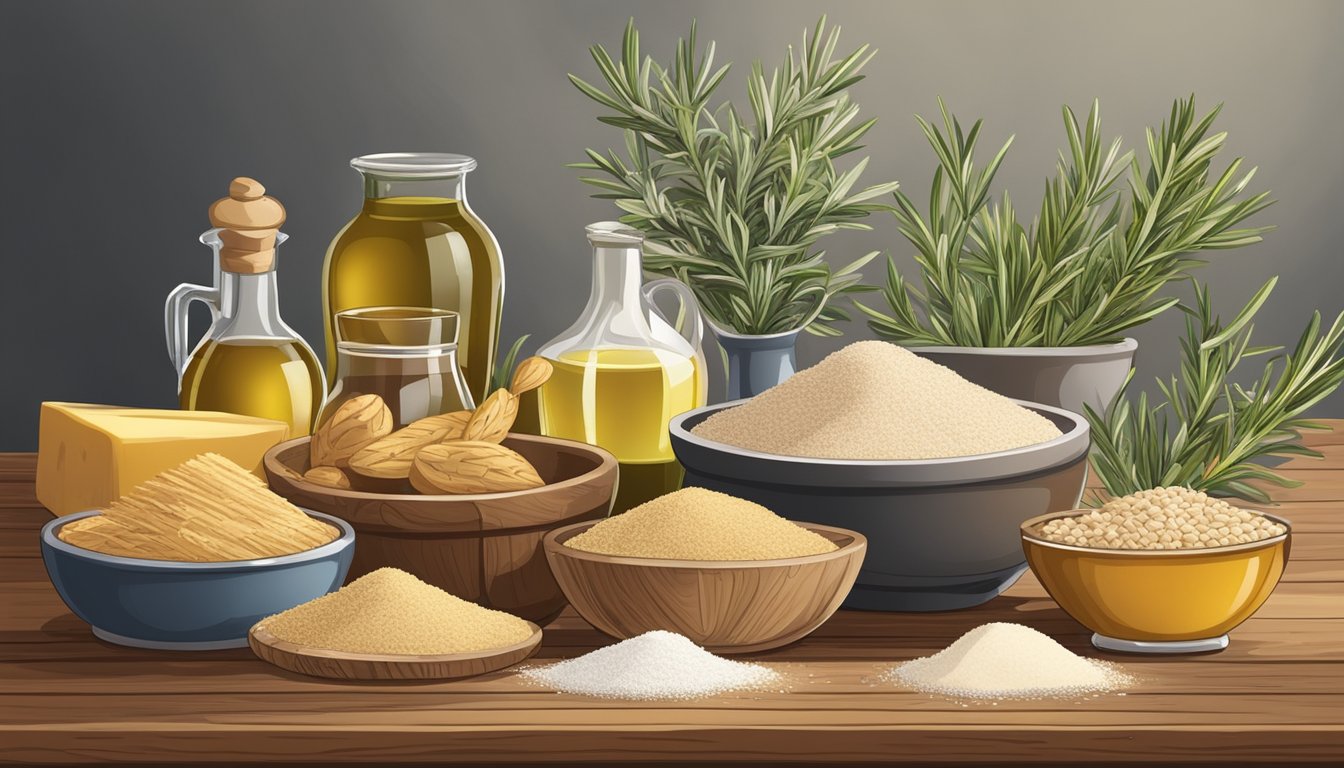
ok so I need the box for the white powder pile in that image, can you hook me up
[890,623,1132,699]
[691,341,1062,460]
[522,630,780,700]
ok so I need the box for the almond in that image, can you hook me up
[409,441,544,495]
[461,388,518,443]
[303,465,351,489]
[347,410,472,480]
[509,356,554,395]
[310,394,394,469]
[310,395,390,467]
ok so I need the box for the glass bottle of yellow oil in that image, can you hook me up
[166,177,326,436]
[323,153,503,403]
[538,222,706,513]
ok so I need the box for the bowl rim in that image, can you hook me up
[1020,508,1292,557]
[906,337,1139,357]
[248,618,543,665]
[40,508,356,571]
[669,398,1087,467]
[265,433,618,502]
[542,519,867,569]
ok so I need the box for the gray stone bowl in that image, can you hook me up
[908,338,1137,417]
[40,509,354,650]
[669,400,1090,612]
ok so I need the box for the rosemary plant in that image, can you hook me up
[570,18,899,336]
[858,98,1273,347]
[1087,279,1344,503]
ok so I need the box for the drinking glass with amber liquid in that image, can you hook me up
[323,153,503,403]
[318,307,475,429]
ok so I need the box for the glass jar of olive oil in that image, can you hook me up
[168,178,325,436]
[323,153,503,403]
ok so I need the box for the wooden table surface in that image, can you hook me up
[2,429,1342,766]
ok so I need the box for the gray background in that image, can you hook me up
[2,0,1342,450]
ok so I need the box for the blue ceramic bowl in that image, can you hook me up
[41,509,355,650]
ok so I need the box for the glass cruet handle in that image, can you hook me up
[164,282,220,391]
[641,278,703,352]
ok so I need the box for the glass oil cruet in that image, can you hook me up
[323,153,503,404]
[538,222,707,513]
[318,306,475,429]
[165,177,326,436]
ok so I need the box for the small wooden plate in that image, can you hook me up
[248,622,543,681]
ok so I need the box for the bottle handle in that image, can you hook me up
[164,282,220,391]
[642,278,703,351]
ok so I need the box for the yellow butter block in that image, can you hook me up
[36,402,290,517]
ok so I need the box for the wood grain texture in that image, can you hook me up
[1,424,1343,764]
[544,523,867,653]
[263,435,617,623]
[248,623,542,681]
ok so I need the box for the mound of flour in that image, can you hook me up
[523,631,779,700]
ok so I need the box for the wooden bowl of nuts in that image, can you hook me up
[263,358,618,624]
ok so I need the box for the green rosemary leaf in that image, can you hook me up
[1086,279,1344,503]
[572,18,894,335]
[488,335,531,393]
[870,97,1272,348]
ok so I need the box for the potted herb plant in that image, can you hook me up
[857,97,1272,415]
[1089,277,1344,503]
[570,18,899,398]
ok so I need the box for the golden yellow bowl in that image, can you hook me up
[1021,509,1291,654]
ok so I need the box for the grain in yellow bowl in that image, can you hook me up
[1021,509,1290,653]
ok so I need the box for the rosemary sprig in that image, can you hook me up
[1086,279,1344,503]
[858,97,1273,347]
[570,17,900,336]
[488,334,530,393]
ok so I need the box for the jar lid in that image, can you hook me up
[350,153,478,178]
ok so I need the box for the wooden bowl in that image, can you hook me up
[264,434,617,625]
[249,621,543,681]
[543,522,866,653]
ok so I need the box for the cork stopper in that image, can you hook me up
[208,177,287,273]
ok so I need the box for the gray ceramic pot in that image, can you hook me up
[908,338,1137,417]
[669,401,1090,612]
[709,325,801,400]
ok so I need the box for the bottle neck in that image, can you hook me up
[586,245,645,315]
[362,172,466,202]
[217,270,287,338]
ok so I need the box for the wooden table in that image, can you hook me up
[3,429,1342,766]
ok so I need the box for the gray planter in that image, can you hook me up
[907,338,1138,416]
[709,324,801,400]
[669,401,1090,612]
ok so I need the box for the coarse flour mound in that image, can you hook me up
[258,568,534,656]
[563,487,837,560]
[691,341,1063,460]
[891,622,1132,699]
[522,630,780,700]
